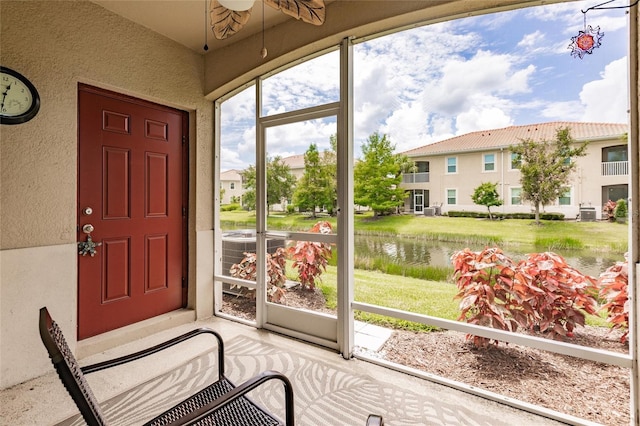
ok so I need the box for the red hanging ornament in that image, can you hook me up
[569,25,604,58]
[568,4,607,59]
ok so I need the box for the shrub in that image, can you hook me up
[286,204,296,214]
[598,257,629,343]
[513,252,598,339]
[614,198,627,220]
[221,203,242,211]
[451,248,599,347]
[229,247,287,302]
[287,221,333,290]
[451,247,520,348]
[446,211,564,220]
[603,200,617,221]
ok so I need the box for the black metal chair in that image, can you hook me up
[39,307,294,426]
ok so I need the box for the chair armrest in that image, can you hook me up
[81,328,225,378]
[172,370,295,426]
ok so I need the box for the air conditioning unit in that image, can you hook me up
[579,207,596,222]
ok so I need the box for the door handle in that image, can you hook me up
[78,223,101,256]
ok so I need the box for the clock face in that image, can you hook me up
[1,67,40,125]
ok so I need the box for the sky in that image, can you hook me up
[220,0,630,171]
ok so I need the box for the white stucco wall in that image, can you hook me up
[0,1,214,387]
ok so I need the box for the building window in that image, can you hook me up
[483,153,495,171]
[510,152,521,170]
[446,189,457,205]
[230,182,235,190]
[446,157,457,174]
[602,145,628,162]
[511,187,522,205]
[558,188,571,206]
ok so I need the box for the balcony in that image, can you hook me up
[602,160,628,176]
[402,172,429,183]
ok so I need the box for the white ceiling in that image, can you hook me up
[91,0,296,54]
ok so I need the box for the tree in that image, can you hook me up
[293,143,334,217]
[354,132,409,216]
[471,182,502,220]
[509,127,587,225]
[241,156,296,211]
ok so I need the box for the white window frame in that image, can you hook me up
[446,156,457,174]
[510,187,522,205]
[446,188,457,205]
[483,153,496,172]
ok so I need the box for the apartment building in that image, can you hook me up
[400,122,629,220]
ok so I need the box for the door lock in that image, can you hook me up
[82,224,94,234]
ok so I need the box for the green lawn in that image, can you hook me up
[220,209,627,251]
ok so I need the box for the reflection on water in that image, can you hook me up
[355,235,624,278]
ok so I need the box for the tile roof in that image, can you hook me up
[280,153,306,169]
[402,122,628,157]
[220,169,242,180]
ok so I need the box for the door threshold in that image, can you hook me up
[77,309,196,359]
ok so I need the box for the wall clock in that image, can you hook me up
[1,66,40,125]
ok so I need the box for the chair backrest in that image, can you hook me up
[39,307,106,426]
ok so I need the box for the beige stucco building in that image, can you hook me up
[220,169,244,205]
[401,121,629,220]
[1,2,639,422]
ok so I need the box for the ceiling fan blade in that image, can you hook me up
[210,0,252,40]
[264,0,326,26]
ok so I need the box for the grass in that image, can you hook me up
[222,209,620,331]
[320,265,459,332]
[220,210,628,251]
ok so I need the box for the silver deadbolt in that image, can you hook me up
[82,224,94,234]
[83,207,93,215]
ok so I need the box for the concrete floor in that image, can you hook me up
[1,314,569,426]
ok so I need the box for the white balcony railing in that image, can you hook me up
[402,172,429,183]
[601,161,628,176]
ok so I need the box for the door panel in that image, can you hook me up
[260,112,339,344]
[78,85,186,339]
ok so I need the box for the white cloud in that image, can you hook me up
[456,107,513,134]
[579,57,628,122]
[517,30,544,48]
[265,118,336,158]
[540,100,583,121]
[422,50,532,120]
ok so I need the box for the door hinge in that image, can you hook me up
[182,277,186,288]
[182,135,186,144]
[182,207,186,217]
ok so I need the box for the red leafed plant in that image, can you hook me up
[603,199,617,221]
[513,252,598,340]
[598,257,629,343]
[229,247,287,302]
[451,247,520,348]
[452,248,599,348]
[288,221,333,290]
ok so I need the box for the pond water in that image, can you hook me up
[354,235,625,278]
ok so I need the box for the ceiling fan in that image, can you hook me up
[210,0,326,40]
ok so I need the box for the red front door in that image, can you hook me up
[77,84,187,339]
